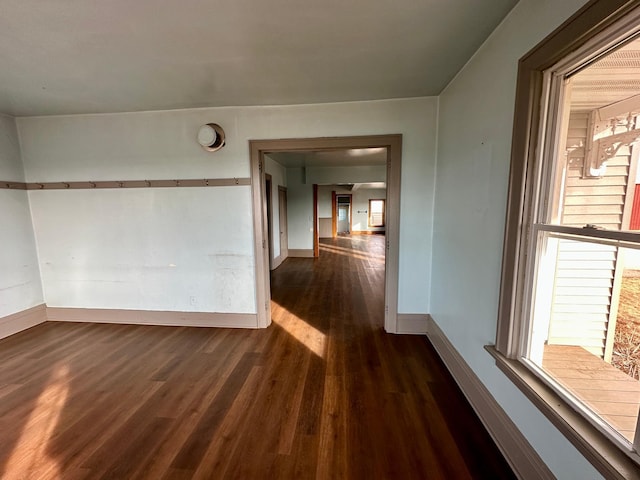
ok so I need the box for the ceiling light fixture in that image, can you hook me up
[197,123,226,152]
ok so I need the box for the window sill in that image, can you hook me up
[485,345,640,479]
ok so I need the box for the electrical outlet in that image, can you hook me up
[189,296,197,306]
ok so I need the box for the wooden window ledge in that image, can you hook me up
[485,345,640,479]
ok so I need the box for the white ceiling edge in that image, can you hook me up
[10,96,434,120]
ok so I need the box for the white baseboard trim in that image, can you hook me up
[396,313,429,334]
[288,249,314,258]
[426,316,553,480]
[46,307,259,329]
[0,304,47,340]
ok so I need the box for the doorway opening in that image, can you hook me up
[335,194,352,235]
[249,135,402,333]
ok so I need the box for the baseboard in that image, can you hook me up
[426,316,554,480]
[396,313,429,334]
[351,230,385,235]
[0,304,47,339]
[46,307,259,329]
[288,249,314,258]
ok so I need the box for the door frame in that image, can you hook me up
[331,190,337,238]
[334,193,353,235]
[277,186,289,261]
[265,173,273,269]
[313,184,319,257]
[249,134,402,333]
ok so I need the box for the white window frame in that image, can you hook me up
[490,1,640,478]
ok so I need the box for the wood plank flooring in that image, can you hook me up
[0,235,514,479]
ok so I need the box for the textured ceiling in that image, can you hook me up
[0,0,517,117]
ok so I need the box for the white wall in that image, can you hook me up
[28,188,254,313]
[285,167,313,250]
[317,185,340,218]
[17,97,437,315]
[0,115,26,181]
[0,115,44,317]
[264,154,287,262]
[306,165,386,184]
[353,188,386,233]
[431,0,602,477]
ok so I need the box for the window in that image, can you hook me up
[494,1,640,476]
[369,199,385,227]
[524,35,640,446]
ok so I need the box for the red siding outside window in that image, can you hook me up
[630,184,640,230]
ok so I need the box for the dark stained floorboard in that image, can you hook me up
[0,235,514,479]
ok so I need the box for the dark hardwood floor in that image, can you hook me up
[0,235,514,479]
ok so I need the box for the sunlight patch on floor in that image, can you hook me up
[319,244,385,264]
[319,241,385,259]
[272,304,327,358]
[4,363,70,478]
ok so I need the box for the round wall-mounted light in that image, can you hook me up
[197,123,226,152]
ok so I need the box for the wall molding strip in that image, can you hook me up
[46,307,259,329]
[0,304,47,340]
[1,181,27,190]
[425,316,554,480]
[0,178,250,190]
